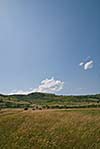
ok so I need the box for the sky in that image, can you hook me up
[0,0,100,95]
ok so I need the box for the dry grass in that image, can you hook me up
[0,108,100,149]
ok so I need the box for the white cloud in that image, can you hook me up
[33,77,64,93]
[8,77,64,95]
[84,60,94,70]
[79,62,84,66]
[79,59,94,70]
[8,90,33,95]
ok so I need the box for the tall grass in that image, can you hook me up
[0,109,100,149]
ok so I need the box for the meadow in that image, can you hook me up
[0,108,100,149]
[0,93,100,109]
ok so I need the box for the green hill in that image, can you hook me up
[0,92,100,108]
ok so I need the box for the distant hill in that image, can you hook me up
[0,92,100,108]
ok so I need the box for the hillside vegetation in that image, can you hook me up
[0,92,100,109]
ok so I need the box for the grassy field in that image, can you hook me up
[0,93,100,109]
[0,109,100,149]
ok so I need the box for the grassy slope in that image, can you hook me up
[0,109,100,149]
[0,93,100,108]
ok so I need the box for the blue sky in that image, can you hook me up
[0,0,100,95]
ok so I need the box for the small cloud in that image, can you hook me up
[79,58,94,70]
[84,60,94,70]
[8,90,32,95]
[33,77,64,93]
[79,62,84,66]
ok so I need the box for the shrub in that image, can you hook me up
[32,107,36,110]
[39,107,42,110]
[24,107,28,110]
